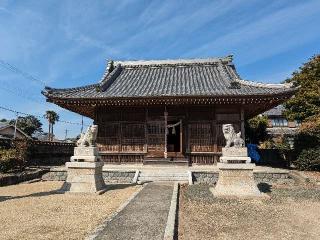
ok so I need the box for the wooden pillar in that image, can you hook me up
[119,109,122,154]
[179,119,182,153]
[186,107,190,152]
[240,106,245,140]
[213,105,218,164]
[144,108,148,153]
[164,107,168,159]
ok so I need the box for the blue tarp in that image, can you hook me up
[247,144,261,163]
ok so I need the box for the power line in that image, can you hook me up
[0,105,90,127]
[0,59,46,86]
[0,59,91,131]
[0,84,44,104]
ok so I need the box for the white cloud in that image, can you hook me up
[185,0,320,65]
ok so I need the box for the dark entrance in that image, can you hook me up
[167,121,181,152]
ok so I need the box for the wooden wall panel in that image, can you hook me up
[147,121,165,155]
[188,122,214,152]
[95,106,242,164]
[121,123,145,152]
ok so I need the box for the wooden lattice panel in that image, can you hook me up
[189,123,214,152]
[97,123,120,152]
[121,123,145,152]
[190,155,216,164]
[147,121,165,153]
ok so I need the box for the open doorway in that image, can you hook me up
[167,121,181,152]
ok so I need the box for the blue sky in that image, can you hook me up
[0,0,319,139]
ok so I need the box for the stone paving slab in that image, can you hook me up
[94,182,173,240]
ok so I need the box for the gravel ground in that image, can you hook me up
[303,171,320,183]
[0,181,140,240]
[95,182,173,240]
[178,184,320,240]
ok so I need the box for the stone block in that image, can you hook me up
[64,161,105,193]
[212,162,265,198]
[222,147,248,157]
[219,156,251,164]
[74,147,99,156]
[70,156,100,162]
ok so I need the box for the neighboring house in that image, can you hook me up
[263,105,301,146]
[0,122,31,139]
[33,132,60,142]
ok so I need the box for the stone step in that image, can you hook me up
[138,178,188,182]
[143,158,189,166]
[138,174,189,182]
[139,173,188,177]
[139,176,188,179]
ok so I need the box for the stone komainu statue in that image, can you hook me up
[222,124,244,148]
[77,125,98,147]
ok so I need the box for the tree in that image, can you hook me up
[294,114,320,154]
[0,118,7,122]
[245,115,268,144]
[9,115,42,136]
[44,111,59,141]
[293,115,320,170]
[284,55,320,121]
[283,55,320,170]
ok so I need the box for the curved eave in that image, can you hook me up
[44,88,296,119]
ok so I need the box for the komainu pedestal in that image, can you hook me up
[212,162,262,198]
[64,125,106,193]
[65,161,105,193]
[211,124,264,198]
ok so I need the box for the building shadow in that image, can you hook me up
[257,182,272,193]
[0,189,63,203]
[0,183,138,202]
[105,183,137,191]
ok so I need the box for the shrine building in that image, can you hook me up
[42,56,296,165]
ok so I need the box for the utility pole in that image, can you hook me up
[13,113,18,139]
[81,116,84,134]
[65,129,69,141]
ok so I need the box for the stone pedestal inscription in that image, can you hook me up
[64,125,106,193]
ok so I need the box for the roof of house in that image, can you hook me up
[42,56,295,100]
[0,122,9,129]
[0,122,31,139]
[263,105,285,116]
[267,127,298,136]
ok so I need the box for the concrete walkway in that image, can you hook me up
[94,182,174,240]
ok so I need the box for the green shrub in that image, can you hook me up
[0,139,31,173]
[0,148,25,173]
[294,148,320,171]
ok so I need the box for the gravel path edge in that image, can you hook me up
[85,184,146,240]
[163,182,179,240]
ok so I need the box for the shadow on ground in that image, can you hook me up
[0,189,63,203]
[0,182,139,202]
[105,183,138,191]
[257,182,272,193]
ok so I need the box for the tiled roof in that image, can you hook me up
[267,127,298,135]
[263,105,285,116]
[43,56,295,100]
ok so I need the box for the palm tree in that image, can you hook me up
[44,111,59,141]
